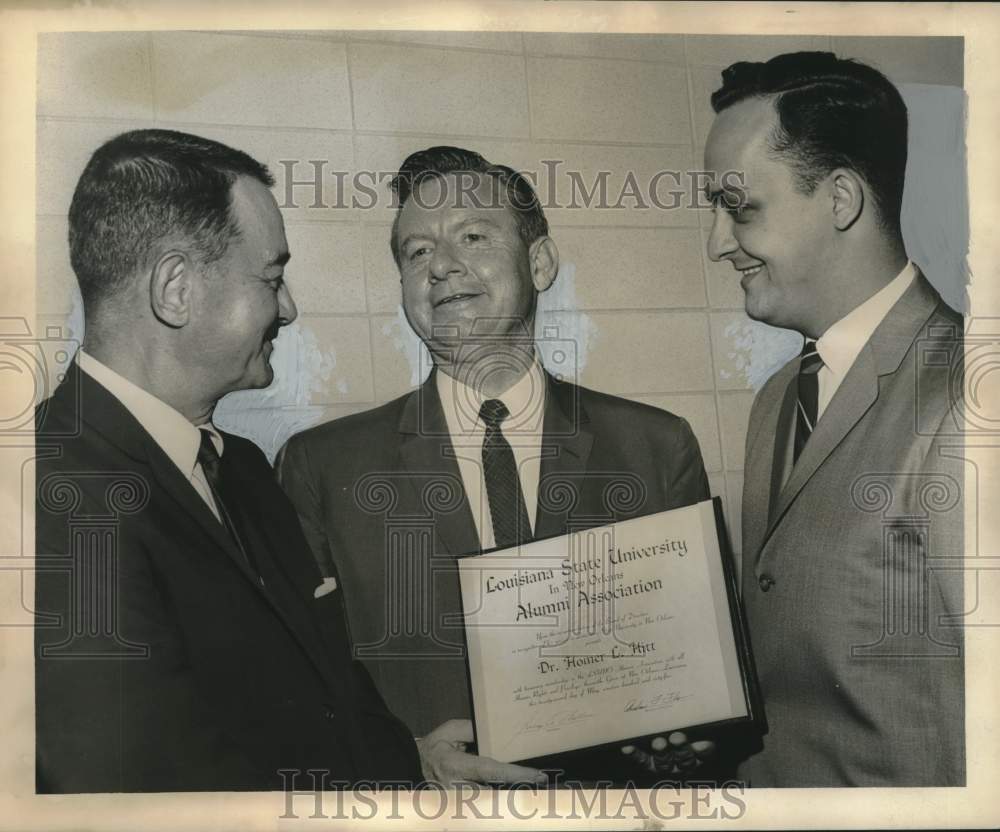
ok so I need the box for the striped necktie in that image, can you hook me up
[793,341,824,463]
[197,429,262,580]
[479,399,532,548]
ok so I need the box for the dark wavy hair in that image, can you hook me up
[388,145,548,267]
[69,128,274,310]
[711,51,908,234]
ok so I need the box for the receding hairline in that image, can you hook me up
[403,169,508,202]
[706,93,849,189]
[705,95,781,171]
[390,169,528,259]
[225,174,292,263]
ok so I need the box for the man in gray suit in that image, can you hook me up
[278,146,712,784]
[702,51,965,786]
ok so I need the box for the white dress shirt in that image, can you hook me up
[77,350,223,520]
[436,358,547,550]
[814,261,917,420]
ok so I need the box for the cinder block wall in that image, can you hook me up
[36,32,964,553]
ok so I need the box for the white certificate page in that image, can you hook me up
[457,499,748,763]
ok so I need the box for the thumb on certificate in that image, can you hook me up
[419,720,546,785]
[466,755,548,785]
[424,718,474,745]
[418,719,472,783]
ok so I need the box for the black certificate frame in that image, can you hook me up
[455,497,767,777]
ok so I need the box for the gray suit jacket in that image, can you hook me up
[277,372,710,738]
[739,272,965,786]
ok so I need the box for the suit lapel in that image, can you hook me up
[741,360,795,562]
[753,271,944,563]
[219,443,344,685]
[69,363,339,686]
[762,345,879,551]
[768,370,799,524]
[145,434,264,583]
[534,375,594,540]
[69,363,254,580]
[396,376,480,557]
[393,372,597,549]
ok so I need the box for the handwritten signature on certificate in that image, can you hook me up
[509,708,596,743]
[623,690,693,713]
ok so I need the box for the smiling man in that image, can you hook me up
[703,52,965,786]
[277,146,711,784]
[35,129,421,791]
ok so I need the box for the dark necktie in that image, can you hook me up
[479,399,532,548]
[793,340,825,463]
[197,429,261,580]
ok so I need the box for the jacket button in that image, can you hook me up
[323,705,336,720]
[758,574,775,592]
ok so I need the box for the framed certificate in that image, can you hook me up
[456,498,764,767]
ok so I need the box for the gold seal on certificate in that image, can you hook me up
[457,498,762,765]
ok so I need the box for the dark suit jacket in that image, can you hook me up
[35,363,421,792]
[276,371,711,739]
[739,273,965,786]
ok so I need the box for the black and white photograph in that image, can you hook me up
[2,1,998,829]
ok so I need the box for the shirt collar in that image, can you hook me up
[436,356,547,436]
[77,350,222,475]
[815,261,917,379]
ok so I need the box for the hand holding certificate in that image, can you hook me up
[456,499,763,768]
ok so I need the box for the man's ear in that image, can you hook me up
[829,168,865,231]
[529,236,559,293]
[149,251,193,328]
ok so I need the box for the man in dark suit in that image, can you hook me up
[703,52,964,785]
[34,129,421,792]
[277,146,712,783]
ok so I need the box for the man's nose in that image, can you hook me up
[706,207,739,262]
[428,242,466,283]
[278,282,298,326]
